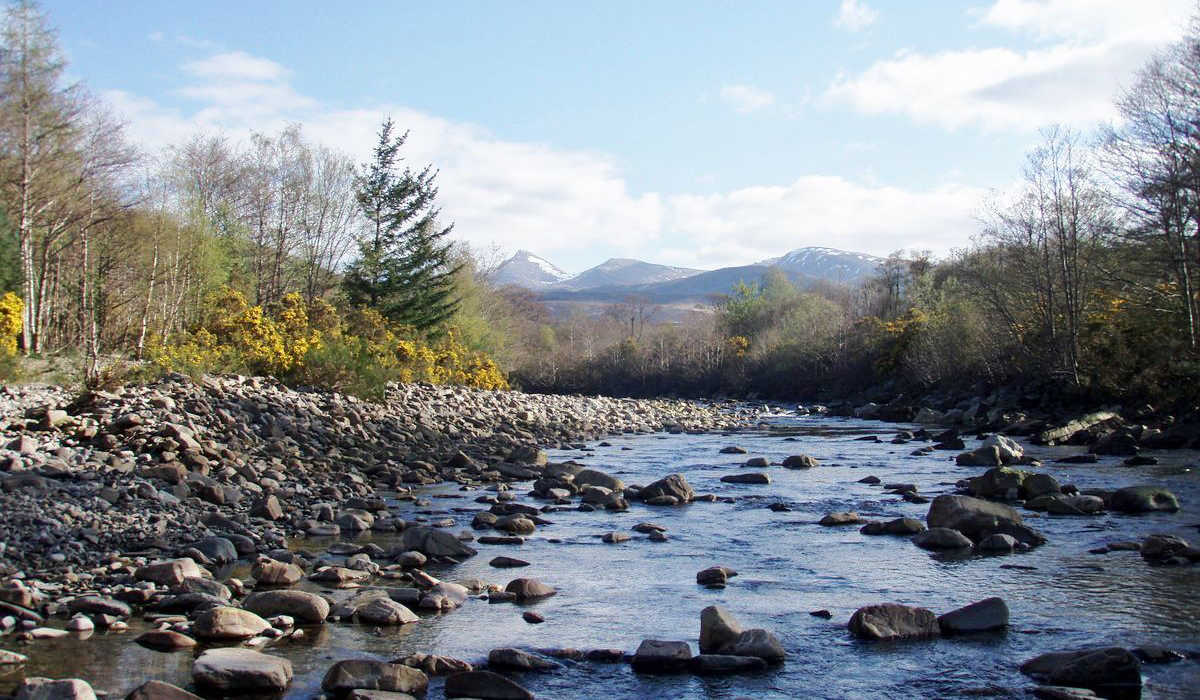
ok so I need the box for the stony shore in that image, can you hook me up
[0,374,757,589]
[0,375,1193,700]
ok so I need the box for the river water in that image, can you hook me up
[5,413,1199,699]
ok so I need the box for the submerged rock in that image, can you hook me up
[1020,647,1142,688]
[444,671,533,700]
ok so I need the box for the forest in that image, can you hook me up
[1,0,1198,411]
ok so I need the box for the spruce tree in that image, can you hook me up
[343,118,462,330]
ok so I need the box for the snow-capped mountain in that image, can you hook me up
[492,250,570,288]
[556,258,701,290]
[757,247,882,284]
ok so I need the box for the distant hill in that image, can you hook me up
[756,246,882,285]
[496,246,884,318]
[556,258,701,290]
[492,250,570,288]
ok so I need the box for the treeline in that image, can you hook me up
[506,19,1200,410]
[0,0,503,393]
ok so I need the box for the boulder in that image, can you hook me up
[505,578,556,600]
[720,472,771,485]
[848,603,940,641]
[926,494,1043,545]
[251,558,304,586]
[688,655,768,675]
[699,605,742,653]
[716,628,785,662]
[489,556,530,568]
[782,455,819,468]
[394,653,473,676]
[631,640,692,673]
[321,660,429,696]
[978,533,1020,553]
[487,648,560,671]
[419,582,470,611]
[956,446,1003,467]
[444,671,533,700]
[696,566,736,586]
[638,474,693,503]
[1020,647,1142,688]
[192,537,237,565]
[982,434,1024,463]
[15,679,96,700]
[912,528,974,550]
[134,629,197,652]
[192,648,293,694]
[242,590,330,624]
[1110,486,1180,513]
[860,518,926,536]
[400,527,478,558]
[969,467,1027,499]
[819,512,863,526]
[124,681,203,700]
[574,468,625,492]
[192,606,271,640]
[937,597,1009,633]
[356,597,418,625]
[135,558,202,587]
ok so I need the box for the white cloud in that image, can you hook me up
[106,45,985,270]
[661,177,984,267]
[718,84,777,113]
[826,0,1193,131]
[833,0,879,32]
[184,50,290,81]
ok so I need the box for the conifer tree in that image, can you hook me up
[343,118,461,330]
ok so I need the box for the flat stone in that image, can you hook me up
[848,603,940,641]
[192,648,293,694]
[937,597,1009,633]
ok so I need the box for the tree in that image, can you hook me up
[1101,17,1200,352]
[0,0,85,353]
[343,118,461,331]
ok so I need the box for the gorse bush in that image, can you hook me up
[151,287,507,398]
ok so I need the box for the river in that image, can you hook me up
[7,412,1199,699]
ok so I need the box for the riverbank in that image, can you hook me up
[0,378,1195,700]
[0,375,758,590]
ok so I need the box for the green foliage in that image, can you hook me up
[343,119,463,331]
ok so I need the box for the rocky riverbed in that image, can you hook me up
[0,377,1195,700]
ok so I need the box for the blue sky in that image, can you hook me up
[45,0,1195,272]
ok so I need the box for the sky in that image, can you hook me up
[43,0,1196,273]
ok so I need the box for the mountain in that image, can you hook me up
[756,247,882,284]
[492,250,570,288]
[557,258,701,290]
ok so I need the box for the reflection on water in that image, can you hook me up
[3,414,1198,699]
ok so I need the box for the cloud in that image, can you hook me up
[660,177,984,267]
[106,45,985,271]
[184,50,290,82]
[826,0,1193,131]
[718,84,777,113]
[833,0,879,32]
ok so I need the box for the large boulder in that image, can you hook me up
[956,445,1003,467]
[135,558,202,587]
[242,590,330,624]
[16,679,96,700]
[192,606,271,640]
[444,671,533,700]
[574,468,625,492]
[419,582,470,611]
[355,597,418,625]
[913,528,974,551]
[192,648,293,694]
[926,494,1044,545]
[400,527,478,558]
[251,558,304,586]
[1110,486,1180,513]
[937,597,1009,633]
[717,628,785,662]
[699,605,742,653]
[1020,647,1142,688]
[638,474,693,504]
[848,603,940,641]
[505,578,556,600]
[631,640,692,673]
[982,434,1024,463]
[782,455,819,469]
[321,660,429,696]
[969,467,1028,499]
